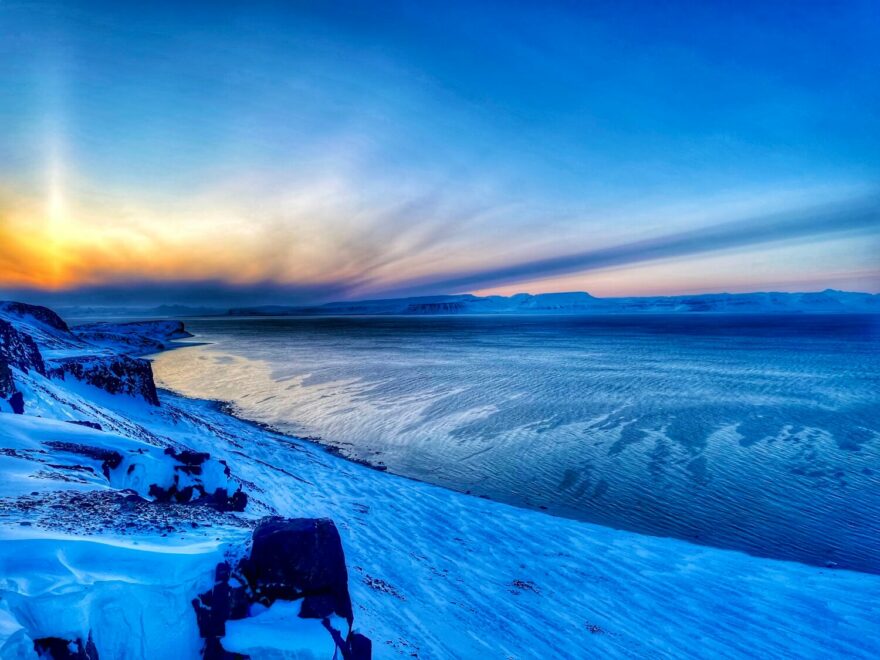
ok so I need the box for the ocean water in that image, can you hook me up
[150,314,880,572]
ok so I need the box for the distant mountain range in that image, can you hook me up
[227,289,879,317]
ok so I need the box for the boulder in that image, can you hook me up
[193,517,369,659]
[242,518,353,623]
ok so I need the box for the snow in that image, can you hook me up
[227,289,880,316]
[1,307,879,658]
[222,602,343,657]
[0,530,224,658]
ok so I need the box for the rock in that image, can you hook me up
[0,301,70,332]
[0,359,14,398]
[32,633,99,659]
[193,517,369,660]
[0,319,46,375]
[49,355,160,406]
[242,517,353,622]
[165,447,210,475]
[349,633,373,660]
[147,450,248,512]
[147,482,246,510]
[67,420,104,431]
[9,391,24,414]
[43,441,123,479]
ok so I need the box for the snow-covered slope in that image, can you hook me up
[0,303,371,659]
[1,302,879,658]
[228,289,880,316]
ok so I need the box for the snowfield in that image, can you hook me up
[0,302,878,658]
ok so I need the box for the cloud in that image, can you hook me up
[3,176,877,308]
[371,193,880,297]
[0,279,357,309]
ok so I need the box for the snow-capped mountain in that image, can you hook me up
[228,289,879,316]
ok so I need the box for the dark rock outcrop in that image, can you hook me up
[0,360,14,399]
[49,355,160,406]
[0,319,46,375]
[148,447,247,511]
[9,391,24,414]
[147,482,247,512]
[66,420,104,431]
[33,633,99,659]
[193,518,370,660]
[243,518,354,623]
[0,301,70,333]
[0,319,46,413]
[165,447,211,474]
[44,441,123,479]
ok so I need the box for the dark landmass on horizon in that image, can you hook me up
[28,288,880,319]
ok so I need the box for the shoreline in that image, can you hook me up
[3,307,880,657]
[150,332,880,576]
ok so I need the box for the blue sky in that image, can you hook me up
[1,0,878,305]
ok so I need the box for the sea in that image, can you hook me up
[150,313,880,573]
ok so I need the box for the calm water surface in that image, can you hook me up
[151,314,880,572]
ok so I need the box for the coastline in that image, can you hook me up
[145,346,880,658]
[147,315,880,575]
[3,310,880,658]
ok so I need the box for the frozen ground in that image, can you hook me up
[0,304,879,658]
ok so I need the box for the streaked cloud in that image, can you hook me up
[373,195,880,297]
[1,1,879,305]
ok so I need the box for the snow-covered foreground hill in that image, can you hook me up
[1,302,878,658]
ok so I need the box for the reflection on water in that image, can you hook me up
[152,314,880,572]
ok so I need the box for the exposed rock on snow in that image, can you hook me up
[194,517,369,659]
[0,361,15,400]
[48,355,160,406]
[32,634,99,659]
[42,441,122,479]
[0,302,69,334]
[7,391,24,415]
[0,319,48,414]
[244,518,353,621]
[0,320,46,376]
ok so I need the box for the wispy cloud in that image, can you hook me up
[372,194,880,297]
[0,279,358,309]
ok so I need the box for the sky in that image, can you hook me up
[1,0,878,307]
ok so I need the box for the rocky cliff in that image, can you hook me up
[49,355,162,406]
